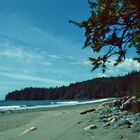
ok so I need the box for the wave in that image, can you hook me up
[0,98,116,111]
[55,98,115,105]
[56,101,79,105]
[0,105,21,110]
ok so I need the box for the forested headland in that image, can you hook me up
[5,71,140,100]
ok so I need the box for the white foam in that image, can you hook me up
[56,98,115,106]
[0,98,116,111]
[0,105,20,110]
[79,98,113,105]
[56,101,79,105]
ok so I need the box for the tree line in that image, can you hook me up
[5,71,140,100]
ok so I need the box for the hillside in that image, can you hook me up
[5,71,140,100]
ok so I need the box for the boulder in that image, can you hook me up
[131,101,140,113]
[120,99,132,111]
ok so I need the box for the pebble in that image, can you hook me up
[112,123,120,128]
[132,113,140,121]
[98,104,140,132]
[83,96,140,134]
[102,122,110,127]
[110,118,117,123]
[84,124,97,131]
[77,121,82,124]
[0,110,14,114]
[132,126,140,133]
[119,119,131,126]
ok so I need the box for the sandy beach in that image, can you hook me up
[0,102,140,140]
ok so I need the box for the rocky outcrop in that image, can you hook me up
[99,97,140,132]
[103,96,140,113]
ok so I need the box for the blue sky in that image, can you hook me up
[0,0,140,100]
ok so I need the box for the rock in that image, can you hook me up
[108,116,117,121]
[0,110,6,113]
[102,122,110,127]
[122,110,128,115]
[98,96,140,130]
[120,97,140,112]
[132,113,140,121]
[132,123,140,133]
[100,108,112,116]
[120,99,132,111]
[102,118,108,123]
[77,121,82,124]
[0,110,14,114]
[100,108,113,119]
[98,107,104,111]
[131,96,136,100]
[111,107,118,111]
[112,123,120,128]
[113,134,124,140]
[119,119,131,127]
[112,100,121,107]
[18,126,37,136]
[110,118,117,124]
[108,117,113,121]
[84,124,97,131]
[131,102,140,113]
[132,122,140,126]
[102,102,115,107]
[7,110,14,114]
[80,108,96,115]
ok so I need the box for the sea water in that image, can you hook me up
[0,98,115,111]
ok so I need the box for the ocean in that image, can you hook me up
[0,98,115,111]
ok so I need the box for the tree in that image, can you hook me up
[69,0,140,72]
[5,71,140,100]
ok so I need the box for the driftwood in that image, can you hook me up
[80,108,95,115]
[18,126,37,136]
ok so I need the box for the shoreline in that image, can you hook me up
[0,99,140,140]
[0,98,116,112]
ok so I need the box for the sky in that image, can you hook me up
[0,0,140,100]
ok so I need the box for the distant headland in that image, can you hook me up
[5,71,140,100]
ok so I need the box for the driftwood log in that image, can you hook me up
[80,108,95,115]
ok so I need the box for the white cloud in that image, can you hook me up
[48,54,62,60]
[32,27,57,43]
[71,59,91,65]
[32,26,83,54]
[96,73,108,78]
[0,41,54,66]
[0,47,42,61]
[104,58,140,76]
[0,42,41,60]
[116,58,140,71]
[0,71,69,86]
[43,62,53,66]
[64,55,76,60]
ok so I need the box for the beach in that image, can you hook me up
[0,101,140,140]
